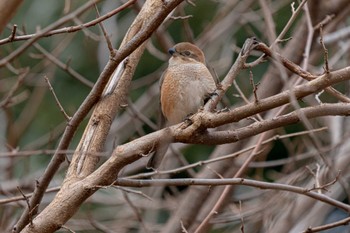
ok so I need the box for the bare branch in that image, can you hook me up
[255,42,350,103]
[0,68,28,108]
[0,0,136,46]
[94,3,116,57]
[16,186,34,226]
[44,76,71,121]
[0,1,99,67]
[115,178,350,212]
[303,216,350,233]
[319,24,330,74]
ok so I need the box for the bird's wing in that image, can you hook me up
[158,69,168,129]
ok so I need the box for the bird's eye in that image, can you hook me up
[182,51,191,56]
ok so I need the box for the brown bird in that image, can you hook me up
[147,42,217,169]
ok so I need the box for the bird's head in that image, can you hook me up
[168,42,206,65]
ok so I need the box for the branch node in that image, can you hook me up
[241,37,259,56]
[9,24,17,41]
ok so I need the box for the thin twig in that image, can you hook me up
[113,186,152,201]
[180,221,189,233]
[303,216,350,233]
[319,24,330,74]
[115,178,350,212]
[9,24,17,41]
[44,76,71,121]
[0,0,137,46]
[122,191,151,233]
[271,0,308,47]
[16,187,33,226]
[0,1,100,67]
[0,68,28,108]
[60,225,75,233]
[170,15,193,20]
[233,80,263,122]
[0,187,60,205]
[94,4,116,57]
[246,0,309,75]
[185,0,196,7]
[33,42,94,87]
[127,99,158,130]
[205,37,259,112]
[194,132,266,233]
[239,201,245,233]
[307,171,340,193]
[255,42,350,103]
[313,14,335,31]
[0,149,107,158]
[249,70,259,103]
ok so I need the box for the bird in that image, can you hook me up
[147,42,217,169]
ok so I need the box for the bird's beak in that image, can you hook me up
[168,47,176,55]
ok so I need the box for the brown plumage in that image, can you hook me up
[147,42,216,169]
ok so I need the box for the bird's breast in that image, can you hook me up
[161,63,216,125]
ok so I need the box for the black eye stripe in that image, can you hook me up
[181,51,191,56]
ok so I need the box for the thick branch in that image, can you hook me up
[182,103,350,144]
[17,0,184,232]
[196,66,350,129]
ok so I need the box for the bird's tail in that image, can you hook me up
[147,130,173,169]
[146,142,170,169]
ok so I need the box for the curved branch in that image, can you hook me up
[115,178,350,212]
